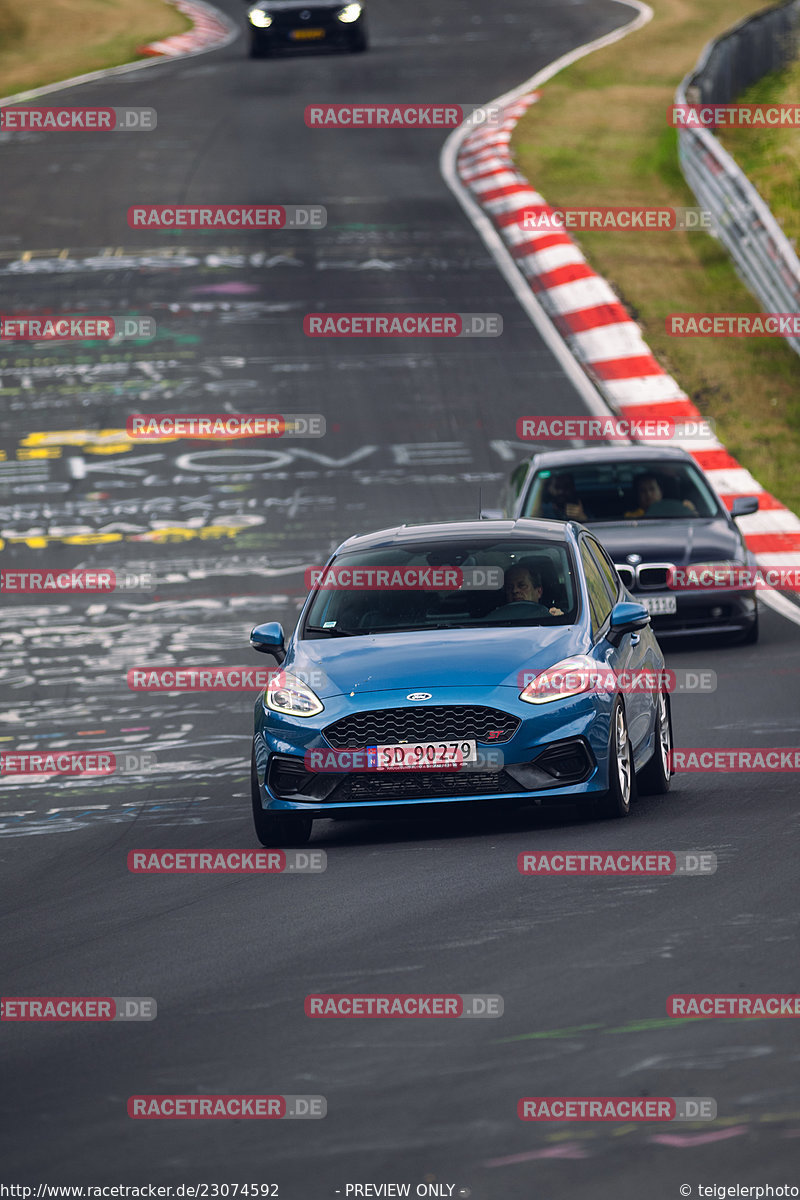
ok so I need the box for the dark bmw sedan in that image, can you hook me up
[246,0,367,55]
[491,446,760,643]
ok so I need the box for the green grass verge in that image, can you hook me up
[718,56,800,246]
[0,0,192,98]
[511,0,800,513]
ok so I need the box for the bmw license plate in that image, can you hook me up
[370,740,477,771]
[291,27,325,38]
[642,594,677,615]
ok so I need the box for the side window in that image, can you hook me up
[579,541,613,636]
[502,460,531,517]
[586,538,620,605]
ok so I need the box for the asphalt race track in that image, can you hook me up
[1,0,799,1195]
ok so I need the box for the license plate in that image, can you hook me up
[370,740,477,771]
[642,594,677,615]
[290,27,325,38]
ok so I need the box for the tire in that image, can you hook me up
[251,750,312,846]
[739,611,759,645]
[249,36,271,58]
[637,691,672,795]
[596,697,636,818]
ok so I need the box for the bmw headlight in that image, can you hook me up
[248,8,273,27]
[265,671,324,717]
[520,655,611,704]
[336,2,362,21]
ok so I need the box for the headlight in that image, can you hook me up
[265,671,324,717]
[337,2,362,21]
[520,655,611,705]
[248,8,273,27]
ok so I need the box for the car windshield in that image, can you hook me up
[303,538,579,636]
[521,460,720,523]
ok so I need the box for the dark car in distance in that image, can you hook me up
[246,0,368,55]
[488,446,760,644]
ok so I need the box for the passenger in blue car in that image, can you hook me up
[489,563,564,618]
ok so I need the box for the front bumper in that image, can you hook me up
[639,588,757,637]
[252,687,615,817]
[250,16,365,50]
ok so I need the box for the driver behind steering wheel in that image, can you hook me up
[491,562,564,617]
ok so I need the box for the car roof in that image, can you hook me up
[525,444,696,468]
[334,518,579,554]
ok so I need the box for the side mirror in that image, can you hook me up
[250,621,286,663]
[607,601,650,646]
[480,508,504,520]
[731,495,759,518]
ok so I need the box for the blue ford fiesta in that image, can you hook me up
[249,519,673,845]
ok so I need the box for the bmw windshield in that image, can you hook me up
[522,460,720,523]
[303,538,579,636]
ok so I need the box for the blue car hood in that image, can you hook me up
[286,625,586,697]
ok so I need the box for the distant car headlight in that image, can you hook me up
[248,9,273,27]
[520,655,609,705]
[265,671,324,717]
[336,3,362,21]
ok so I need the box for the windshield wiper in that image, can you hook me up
[364,623,459,633]
[304,625,359,637]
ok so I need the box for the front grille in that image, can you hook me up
[330,770,522,802]
[616,562,677,591]
[637,565,672,590]
[271,8,339,26]
[323,705,521,749]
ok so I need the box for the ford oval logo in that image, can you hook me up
[406,692,432,701]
